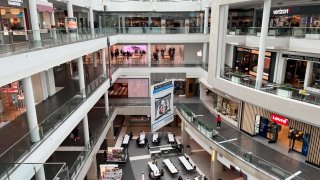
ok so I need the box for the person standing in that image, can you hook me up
[216,115,222,129]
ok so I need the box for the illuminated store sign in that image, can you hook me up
[272,8,290,15]
[8,0,23,7]
[271,114,288,126]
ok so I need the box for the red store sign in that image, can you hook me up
[271,114,289,126]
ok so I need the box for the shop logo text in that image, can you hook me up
[273,8,290,15]
[8,0,23,7]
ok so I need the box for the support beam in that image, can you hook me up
[104,92,109,116]
[83,115,90,147]
[28,0,41,41]
[101,48,107,76]
[77,57,86,96]
[204,7,209,34]
[255,0,271,89]
[89,7,95,35]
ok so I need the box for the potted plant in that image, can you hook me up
[231,70,243,84]
[277,84,294,98]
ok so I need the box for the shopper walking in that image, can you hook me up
[216,115,222,129]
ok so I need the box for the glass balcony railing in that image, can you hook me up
[227,27,320,38]
[68,108,115,180]
[0,74,108,174]
[0,27,209,56]
[177,105,304,180]
[221,71,320,106]
[0,162,68,180]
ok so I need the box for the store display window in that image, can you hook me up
[284,60,307,88]
[288,128,310,156]
[213,93,240,122]
[310,62,320,89]
[234,47,273,81]
[174,81,185,96]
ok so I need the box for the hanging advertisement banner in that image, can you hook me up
[150,80,174,132]
[66,17,77,33]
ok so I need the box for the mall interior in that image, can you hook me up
[0,0,320,180]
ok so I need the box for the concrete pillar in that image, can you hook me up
[200,12,204,33]
[87,154,98,180]
[28,0,41,41]
[204,7,209,34]
[46,68,56,96]
[50,11,57,40]
[255,0,271,90]
[77,57,86,96]
[22,76,40,142]
[67,1,73,17]
[161,19,166,34]
[185,19,189,34]
[104,92,109,116]
[209,150,223,180]
[93,52,97,68]
[35,166,46,180]
[83,115,90,147]
[106,123,114,147]
[304,61,313,88]
[148,43,152,67]
[202,43,208,68]
[89,7,95,35]
[40,71,48,100]
[180,121,190,148]
[102,48,107,76]
[124,115,130,127]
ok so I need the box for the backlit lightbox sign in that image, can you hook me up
[271,114,288,126]
[272,8,290,15]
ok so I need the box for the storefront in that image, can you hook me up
[228,9,254,28]
[256,5,320,28]
[0,0,30,42]
[282,54,320,91]
[240,102,314,159]
[109,78,149,98]
[233,47,276,82]
[199,84,241,128]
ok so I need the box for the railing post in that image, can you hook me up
[9,31,14,52]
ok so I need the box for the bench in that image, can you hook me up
[150,150,161,158]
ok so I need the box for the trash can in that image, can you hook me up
[185,145,192,155]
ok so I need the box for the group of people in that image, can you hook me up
[153,47,176,62]
[110,48,146,60]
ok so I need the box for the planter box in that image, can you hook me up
[231,76,241,84]
[277,88,293,98]
[205,129,213,138]
[197,124,201,131]
[305,87,320,94]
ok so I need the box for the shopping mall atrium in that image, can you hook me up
[0,0,320,179]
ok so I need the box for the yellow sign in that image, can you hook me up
[211,149,215,161]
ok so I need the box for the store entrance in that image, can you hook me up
[166,20,185,34]
[284,59,307,89]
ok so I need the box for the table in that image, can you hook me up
[147,162,160,176]
[168,134,175,143]
[178,156,194,171]
[122,134,130,146]
[152,133,158,143]
[163,159,178,175]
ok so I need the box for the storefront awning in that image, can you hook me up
[36,4,54,13]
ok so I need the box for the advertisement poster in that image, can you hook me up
[66,17,77,33]
[150,80,174,132]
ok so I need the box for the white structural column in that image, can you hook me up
[106,122,114,147]
[77,58,86,94]
[40,71,48,100]
[101,48,107,75]
[148,43,151,67]
[304,61,313,88]
[255,0,271,89]
[208,4,228,84]
[35,167,46,180]
[67,1,73,17]
[89,7,95,35]
[46,68,56,96]
[216,5,229,78]
[28,0,41,41]
[93,52,97,68]
[104,92,109,116]
[50,11,57,40]
[87,154,98,180]
[22,77,40,142]
[180,121,190,148]
[202,43,208,68]
[77,57,91,147]
[204,7,209,34]
[209,150,223,180]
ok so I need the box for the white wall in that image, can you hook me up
[184,43,203,64]
[289,38,320,54]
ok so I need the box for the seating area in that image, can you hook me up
[178,156,195,173]
[136,131,148,147]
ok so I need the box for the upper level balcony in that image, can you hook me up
[0,27,209,57]
[227,27,320,54]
